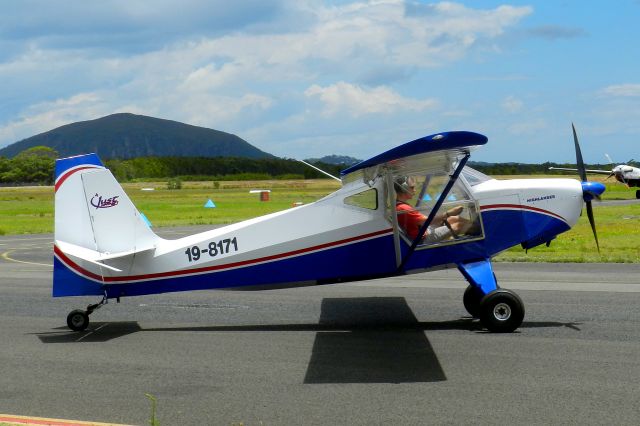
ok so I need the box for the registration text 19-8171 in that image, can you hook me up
[184,237,238,262]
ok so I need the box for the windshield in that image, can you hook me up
[461,166,492,186]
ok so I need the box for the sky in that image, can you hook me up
[1,0,639,163]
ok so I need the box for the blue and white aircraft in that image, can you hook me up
[53,129,604,333]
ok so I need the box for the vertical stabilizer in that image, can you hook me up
[53,153,159,296]
[54,153,158,253]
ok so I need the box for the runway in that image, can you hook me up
[1,231,639,425]
[598,198,640,206]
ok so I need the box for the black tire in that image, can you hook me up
[636,190,640,199]
[67,309,90,331]
[479,290,525,333]
[463,285,483,318]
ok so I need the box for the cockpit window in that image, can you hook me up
[461,166,492,186]
[344,188,378,210]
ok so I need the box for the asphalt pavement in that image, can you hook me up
[0,231,639,425]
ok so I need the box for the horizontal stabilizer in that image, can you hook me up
[55,240,156,272]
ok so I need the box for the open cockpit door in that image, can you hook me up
[340,131,488,271]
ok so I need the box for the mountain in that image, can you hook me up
[0,113,273,159]
[307,154,362,166]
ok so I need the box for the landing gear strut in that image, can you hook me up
[66,293,109,331]
[458,260,525,333]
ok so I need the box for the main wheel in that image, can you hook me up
[479,290,524,333]
[67,309,90,331]
[463,285,483,318]
[636,190,640,199]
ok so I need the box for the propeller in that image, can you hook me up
[603,154,616,179]
[605,153,614,164]
[572,123,605,252]
[612,165,628,185]
[604,154,632,183]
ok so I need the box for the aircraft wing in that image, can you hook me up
[549,167,611,175]
[340,131,487,177]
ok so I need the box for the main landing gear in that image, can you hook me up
[66,293,109,331]
[458,260,525,333]
[463,285,525,333]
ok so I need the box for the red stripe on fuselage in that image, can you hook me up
[55,228,393,284]
[480,203,566,222]
[54,245,104,282]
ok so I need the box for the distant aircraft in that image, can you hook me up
[53,127,604,334]
[550,129,640,199]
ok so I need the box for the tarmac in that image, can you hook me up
[1,229,639,425]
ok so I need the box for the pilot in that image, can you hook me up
[395,176,471,242]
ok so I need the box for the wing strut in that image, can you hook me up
[298,160,342,182]
[397,152,470,273]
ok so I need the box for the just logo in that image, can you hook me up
[90,193,119,209]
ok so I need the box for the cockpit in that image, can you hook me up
[388,168,485,248]
[342,150,487,249]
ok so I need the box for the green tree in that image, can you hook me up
[0,146,58,184]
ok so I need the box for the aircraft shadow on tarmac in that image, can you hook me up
[34,297,581,384]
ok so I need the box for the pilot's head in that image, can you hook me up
[394,176,416,195]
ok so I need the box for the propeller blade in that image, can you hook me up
[573,124,603,252]
[572,123,587,182]
[585,200,600,253]
[605,153,613,164]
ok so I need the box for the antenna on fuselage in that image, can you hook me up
[298,160,342,182]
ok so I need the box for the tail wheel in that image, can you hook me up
[479,290,524,333]
[67,309,90,331]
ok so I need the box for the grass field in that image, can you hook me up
[0,176,638,262]
[0,179,341,235]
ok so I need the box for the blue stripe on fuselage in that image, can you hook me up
[55,233,398,298]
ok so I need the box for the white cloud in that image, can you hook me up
[0,1,534,155]
[501,96,524,113]
[305,82,437,117]
[599,84,640,97]
[170,93,274,128]
[0,92,110,144]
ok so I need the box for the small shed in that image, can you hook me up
[249,189,271,201]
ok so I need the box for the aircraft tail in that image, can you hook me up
[53,153,159,296]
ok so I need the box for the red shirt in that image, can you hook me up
[396,201,426,240]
